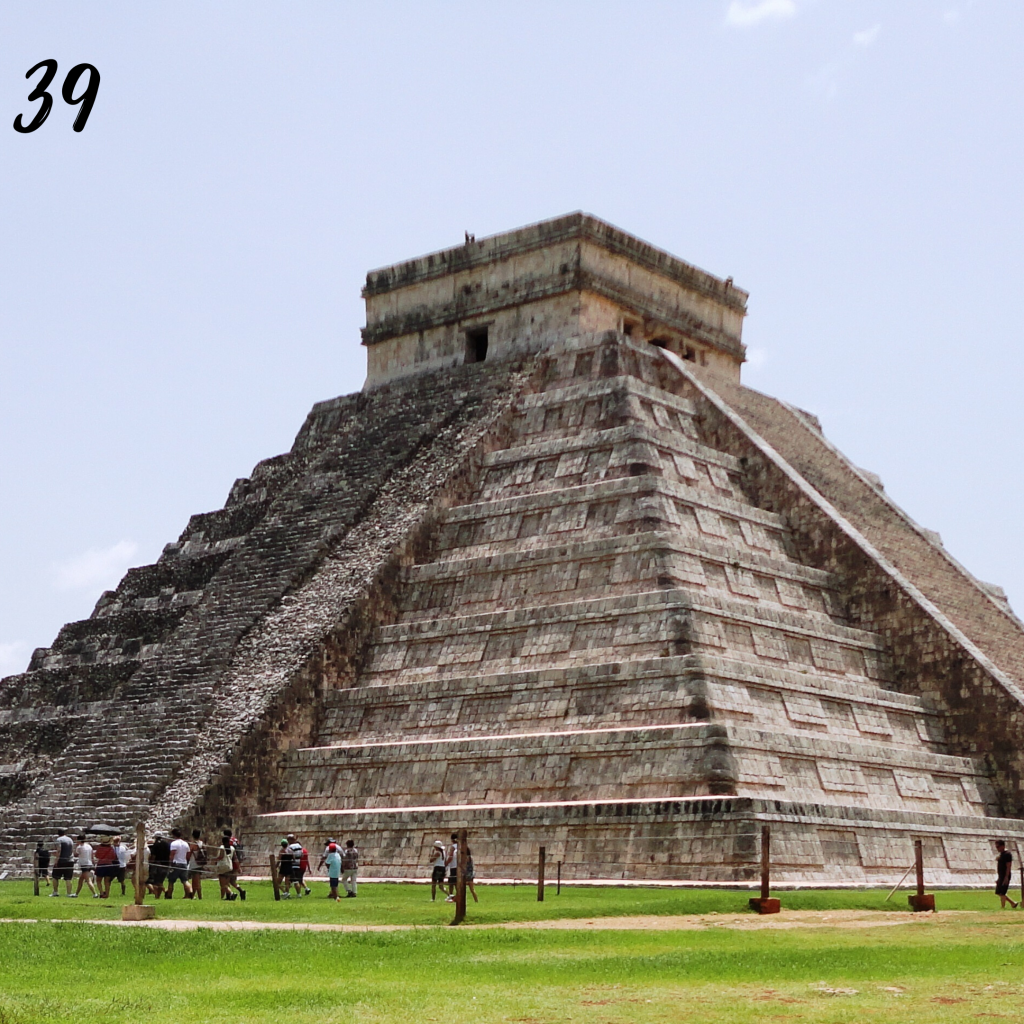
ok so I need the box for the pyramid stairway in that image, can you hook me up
[248,334,1018,884]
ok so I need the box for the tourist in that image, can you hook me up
[428,840,446,901]
[317,837,337,873]
[73,833,98,898]
[324,842,342,900]
[286,833,307,897]
[187,829,207,900]
[50,830,74,896]
[444,832,459,901]
[995,840,1019,909]
[215,835,245,901]
[147,832,171,898]
[464,845,479,903]
[341,839,358,898]
[166,828,194,899]
[126,840,145,900]
[112,835,129,896]
[94,837,119,898]
[34,841,50,887]
[277,839,294,897]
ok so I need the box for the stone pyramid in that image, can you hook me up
[3,213,1024,885]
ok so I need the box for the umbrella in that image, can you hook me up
[87,824,121,835]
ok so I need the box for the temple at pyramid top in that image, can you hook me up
[361,212,748,385]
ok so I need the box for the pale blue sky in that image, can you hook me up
[1,1,1021,675]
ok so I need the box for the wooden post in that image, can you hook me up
[1017,844,1024,908]
[537,846,546,902]
[907,837,935,912]
[135,822,145,905]
[32,848,39,896]
[749,825,780,914]
[270,854,281,901]
[121,821,155,920]
[450,828,468,926]
[557,860,561,895]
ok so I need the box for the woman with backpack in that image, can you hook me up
[215,833,246,901]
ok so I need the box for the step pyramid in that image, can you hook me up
[3,213,1023,885]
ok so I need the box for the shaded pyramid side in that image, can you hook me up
[0,360,532,871]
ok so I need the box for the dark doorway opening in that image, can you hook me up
[465,327,489,363]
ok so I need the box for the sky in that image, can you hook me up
[1,1,1022,676]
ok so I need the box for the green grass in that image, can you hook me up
[1,912,1024,1022]
[0,877,1011,925]
[3,881,1023,1022]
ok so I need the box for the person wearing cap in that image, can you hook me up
[286,833,307,897]
[324,842,342,900]
[428,840,447,901]
[317,838,337,872]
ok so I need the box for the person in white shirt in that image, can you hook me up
[166,827,194,899]
[113,836,130,896]
[444,833,459,902]
[73,834,97,898]
[428,841,446,901]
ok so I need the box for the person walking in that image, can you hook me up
[995,840,1019,909]
[214,834,246,901]
[464,845,479,903]
[317,838,337,873]
[34,841,50,889]
[428,840,446,901]
[286,834,306,897]
[147,833,171,898]
[73,834,98,898]
[112,836,129,896]
[324,842,342,900]
[277,839,294,898]
[94,837,118,898]
[444,832,459,902]
[188,830,207,900]
[166,828,193,899]
[341,839,358,898]
[50,830,74,896]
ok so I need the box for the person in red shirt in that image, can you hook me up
[93,838,119,899]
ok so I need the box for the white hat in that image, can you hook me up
[434,840,444,848]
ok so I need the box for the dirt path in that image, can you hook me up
[0,908,975,934]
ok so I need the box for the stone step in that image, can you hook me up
[361,588,888,687]
[476,422,744,503]
[246,795,1024,886]
[286,717,989,816]
[399,531,842,624]
[434,475,794,564]
[319,657,937,756]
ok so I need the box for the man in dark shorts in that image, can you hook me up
[147,833,171,897]
[428,840,446,901]
[995,840,1019,908]
[50,830,74,896]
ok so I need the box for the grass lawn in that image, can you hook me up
[2,883,1024,1022]
[0,877,1013,925]
[1,911,1024,1023]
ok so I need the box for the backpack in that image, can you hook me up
[193,843,208,867]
